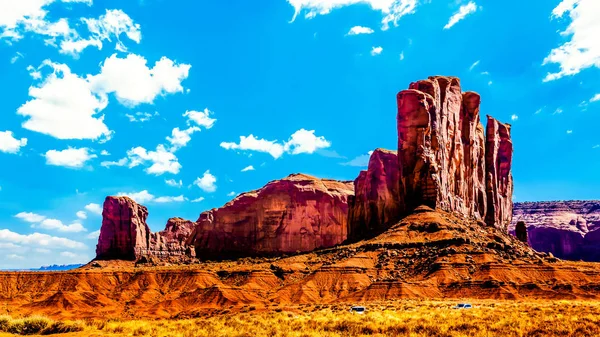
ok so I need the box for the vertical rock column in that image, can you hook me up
[485,116,514,229]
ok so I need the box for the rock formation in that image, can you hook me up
[510,201,600,261]
[348,149,400,239]
[395,76,512,228]
[96,196,151,260]
[187,174,354,259]
[485,116,514,230]
[96,197,195,261]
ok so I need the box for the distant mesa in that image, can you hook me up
[96,75,515,263]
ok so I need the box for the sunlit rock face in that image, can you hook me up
[348,149,400,239]
[187,174,354,259]
[395,76,512,228]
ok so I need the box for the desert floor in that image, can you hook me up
[0,299,598,336]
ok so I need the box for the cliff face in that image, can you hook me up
[348,149,400,239]
[510,201,600,261]
[96,196,151,260]
[395,76,512,228]
[188,174,354,259]
[96,197,195,261]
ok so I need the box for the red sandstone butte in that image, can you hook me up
[187,173,354,259]
[96,197,195,261]
[485,116,514,230]
[348,149,400,239]
[396,76,512,228]
[96,196,152,260]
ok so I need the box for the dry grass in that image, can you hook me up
[2,300,600,336]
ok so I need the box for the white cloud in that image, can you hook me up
[0,229,86,249]
[100,157,128,168]
[221,135,285,159]
[241,165,255,172]
[567,130,573,134]
[76,211,87,219]
[184,109,216,129]
[593,145,600,149]
[284,129,331,155]
[399,52,404,61]
[84,203,102,215]
[444,2,478,29]
[88,53,191,107]
[86,230,100,239]
[511,114,519,121]
[221,129,330,159]
[7,254,24,260]
[469,60,480,71]
[17,61,111,140]
[227,191,236,197]
[288,0,418,30]
[191,197,205,203]
[0,131,27,154]
[44,147,97,168]
[165,179,183,187]
[194,170,217,193]
[100,150,110,156]
[117,190,155,203]
[61,9,141,55]
[346,26,374,35]
[371,46,383,56]
[543,0,600,81]
[126,111,158,122]
[38,219,86,233]
[554,108,564,115]
[15,212,46,223]
[127,144,181,175]
[166,126,200,150]
[154,195,186,203]
[591,93,600,102]
[10,52,23,64]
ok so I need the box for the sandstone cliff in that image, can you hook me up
[96,197,195,261]
[348,149,400,239]
[187,173,354,259]
[395,76,512,228]
[510,201,600,261]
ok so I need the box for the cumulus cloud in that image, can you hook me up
[370,46,383,56]
[346,26,374,35]
[15,212,46,223]
[165,179,183,187]
[288,0,418,30]
[44,147,97,168]
[0,229,86,249]
[154,195,186,203]
[227,191,236,197]
[184,109,217,129]
[84,203,102,215]
[86,230,100,239]
[191,197,205,203]
[127,144,181,175]
[194,170,217,193]
[590,93,600,103]
[126,111,159,123]
[444,2,478,29]
[17,61,111,140]
[117,190,155,203]
[100,157,127,168]
[543,0,600,81]
[76,211,87,219]
[511,114,519,121]
[166,126,200,151]
[221,129,330,159]
[38,219,86,233]
[241,165,255,172]
[0,131,27,154]
[88,53,191,107]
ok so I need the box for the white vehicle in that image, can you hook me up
[349,306,366,314]
[452,303,473,309]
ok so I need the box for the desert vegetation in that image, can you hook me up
[1,300,600,336]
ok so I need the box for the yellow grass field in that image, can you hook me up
[0,300,599,336]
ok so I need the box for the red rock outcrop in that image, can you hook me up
[96,196,152,260]
[348,149,400,239]
[510,201,600,261]
[96,197,195,261]
[396,76,492,222]
[187,173,354,259]
[485,116,514,230]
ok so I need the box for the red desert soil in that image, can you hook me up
[2,207,600,321]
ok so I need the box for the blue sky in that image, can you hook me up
[0,0,599,268]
